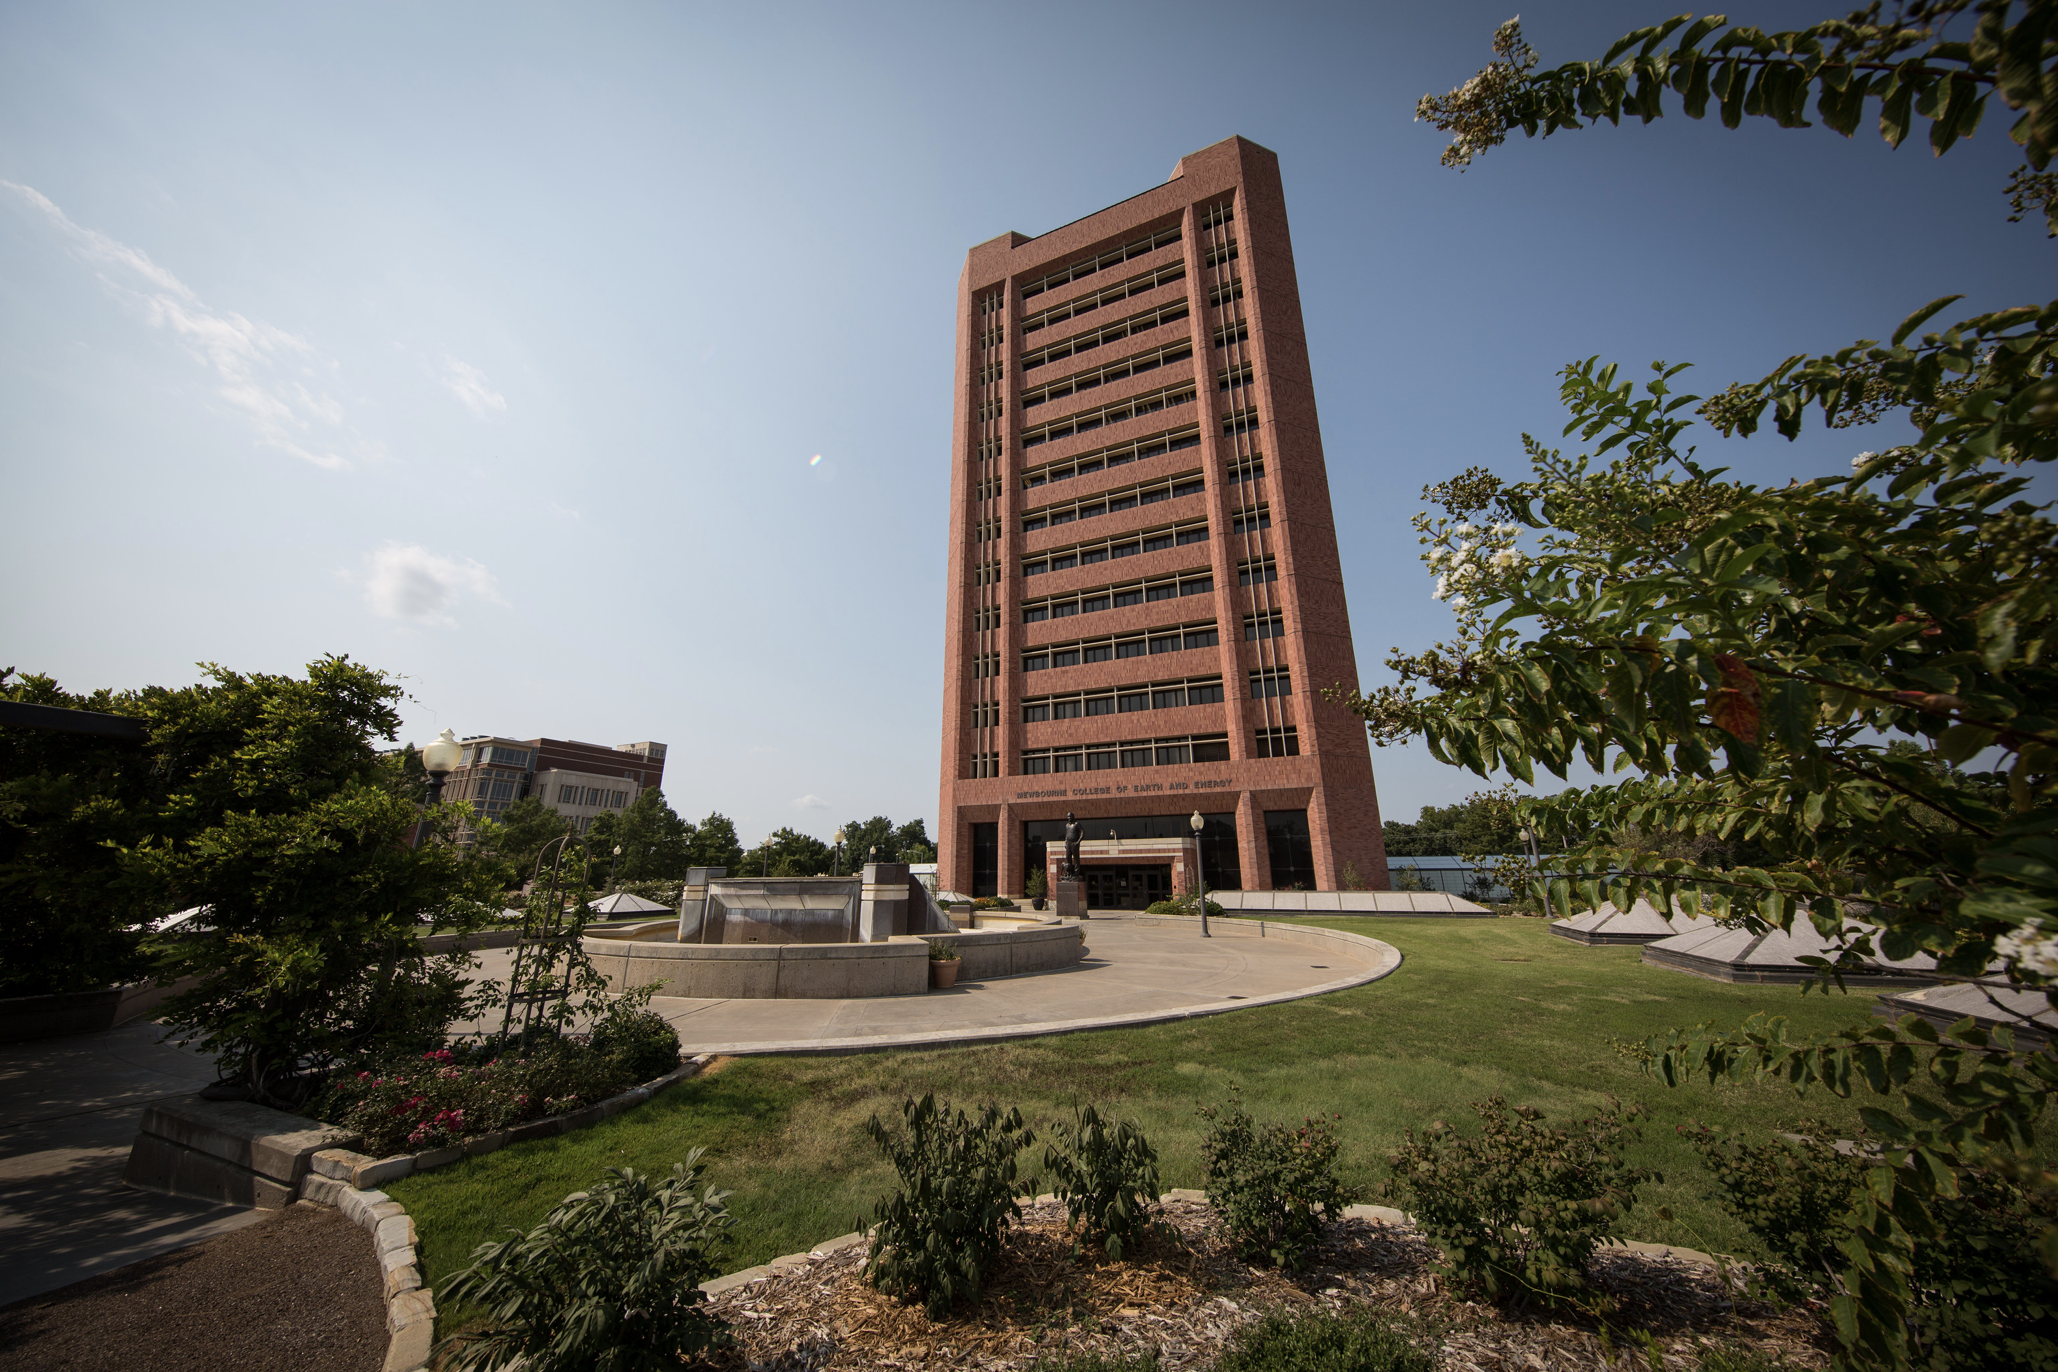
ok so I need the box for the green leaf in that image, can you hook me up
[1891,295,1966,347]
[1937,722,1995,765]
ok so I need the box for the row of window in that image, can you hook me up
[1204,239,1240,268]
[1021,732,1233,773]
[1232,506,1272,534]
[1022,381,1195,449]
[1020,222,1183,300]
[1023,623,1220,672]
[1023,572,1212,623]
[1251,668,1293,698]
[1022,675,1226,721]
[473,777,519,801]
[1220,362,1252,392]
[1022,425,1200,489]
[1246,611,1285,639]
[1223,407,1261,437]
[1023,472,1203,533]
[1023,519,1210,577]
[1022,340,1194,411]
[1241,557,1278,585]
[1021,258,1188,336]
[1023,298,1190,373]
[557,784,630,808]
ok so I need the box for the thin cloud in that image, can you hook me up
[439,356,507,420]
[4,181,368,470]
[791,794,831,810]
[361,543,502,627]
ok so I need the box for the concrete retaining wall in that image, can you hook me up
[0,976,206,1043]
[583,923,1083,999]
[124,1097,358,1209]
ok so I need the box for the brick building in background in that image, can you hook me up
[937,136,1387,903]
[447,736,667,836]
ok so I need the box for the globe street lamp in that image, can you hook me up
[414,728,462,848]
[1189,810,1210,939]
[833,827,845,877]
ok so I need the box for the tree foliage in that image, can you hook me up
[1417,3,2058,233]
[1,658,500,1099]
[1373,7,2058,1367]
[1380,789,1521,858]
[585,786,694,885]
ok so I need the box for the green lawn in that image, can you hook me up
[392,915,1893,1300]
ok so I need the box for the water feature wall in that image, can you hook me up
[674,863,957,945]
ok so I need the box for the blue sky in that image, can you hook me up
[1,1,2047,848]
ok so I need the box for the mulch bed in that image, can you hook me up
[701,1198,1832,1371]
[0,1202,385,1372]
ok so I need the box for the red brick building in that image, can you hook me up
[937,136,1388,904]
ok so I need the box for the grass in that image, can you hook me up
[392,915,1898,1302]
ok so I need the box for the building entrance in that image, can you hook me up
[1084,865,1172,911]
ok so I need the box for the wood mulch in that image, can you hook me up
[0,1202,385,1372]
[700,1198,1831,1371]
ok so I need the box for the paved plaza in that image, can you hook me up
[0,1020,263,1309]
[464,914,1400,1054]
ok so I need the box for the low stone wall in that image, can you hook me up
[124,1097,358,1209]
[583,924,1084,999]
[0,976,206,1043]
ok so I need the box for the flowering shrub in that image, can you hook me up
[315,1038,640,1157]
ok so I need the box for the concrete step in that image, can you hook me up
[124,1097,357,1210]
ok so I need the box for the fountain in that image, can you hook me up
[583,863,1083,999]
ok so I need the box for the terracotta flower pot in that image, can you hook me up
[931,960,960,990]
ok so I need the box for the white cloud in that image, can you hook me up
[3,180,366,470]
[791,794,830,810]
[361,543,502,627]
[438,356,507,419]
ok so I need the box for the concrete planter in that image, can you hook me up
[930,960,960,990]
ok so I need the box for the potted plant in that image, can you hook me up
[927,941,961,990]
[1026,869,1047,911]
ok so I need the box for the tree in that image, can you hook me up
[895,818,937,864]
[684,811,744,874]
[472,796,573,891]
[1380,791,1521,858]
[738,827,832,877]
[1362,8,2058,1367]
[4,658,499,1099]
[585,787,693,887]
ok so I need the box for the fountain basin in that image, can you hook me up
[582,923,1084,999]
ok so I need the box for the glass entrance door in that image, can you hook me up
[1082,865,1172,910]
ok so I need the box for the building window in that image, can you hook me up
[1152,687,1186,709]
[1120,746,1154,767]
[1183,628,1220,650]
[1245,612,1285,640]
[1051,699,1083,720]
[1021,382,1196,449]
[1142,533,1174,553]
[1251,669,1293,698]
[1021,471,1205,536]
[1020,424,1202,490]
[1021,753,1052,774]
[1146,583,1178,602]
[1239,558,1278,585]
[1021,340,1195,410]
[1182,577,1213,597]
[1192,739,1232,762]
[1266,810,1316,889]
[1255,726,1300,757]
[558,784,577,803]
[1085,696,1116,716]
[1223,408,1261,437]
[1176,527,1209,546]
[969,752,999,778]
[1154,743,1190,766]
[1054,753,1084,773]
[1087,749,1119,770]
[1022,703,1051,723]
[1024,654,1050,672]
[1116,640,1148,658]
[1083,643,1113,662]
[1233,508,1272,533]
[1189,681,1226,704]
[1023,299,1193,372]
[1019,222,1183,300]
[1148,635,1181,654]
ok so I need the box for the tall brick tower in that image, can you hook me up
[937,136,1386,904]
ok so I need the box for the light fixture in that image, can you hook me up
[412,728,463,848]
[1189,811,1210,938]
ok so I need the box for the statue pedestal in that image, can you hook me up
[1055,879,1086,920]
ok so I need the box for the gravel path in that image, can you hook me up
[0,1201,386,1372]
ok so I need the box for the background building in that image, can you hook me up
[937,135,1386,902]
[446,736,668,835]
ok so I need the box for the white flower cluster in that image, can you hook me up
[1851,451,1878,471]
[1996,918,2058,979]
[1427,522,1523,609]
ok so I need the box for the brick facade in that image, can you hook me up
[937,136,1387,898]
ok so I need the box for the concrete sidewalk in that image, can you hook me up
[462,914,1400,1055]
[0,1020,263,1310]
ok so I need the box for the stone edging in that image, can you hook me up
[298,1174,437,1372]
[292,1054,714,1372]
[696,1188,1722,1302]
[306,1055,714,1190]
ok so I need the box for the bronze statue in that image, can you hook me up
[1062,811,1083,880]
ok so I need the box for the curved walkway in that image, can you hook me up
[644,914,1398,1054]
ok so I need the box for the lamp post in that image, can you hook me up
[1189,810,1210,939]
[833,827,845,877]
[608,844,623,891]
[415,728,462,849]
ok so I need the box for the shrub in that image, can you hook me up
[926,940,961,962]
[973,896,1018,911]
[1691,1126,2058,1369]
[437,1156,733,1372]
[1026,869,1047,900]
[1041,1103,1162,1259]
[863,1094,1035,1318]
[1145,895,1225,918]
[586,988,682,1082]
[1383,1095,1655,1307]
[1197,1088,1357,1270]
[1212,1308,1435,1372]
